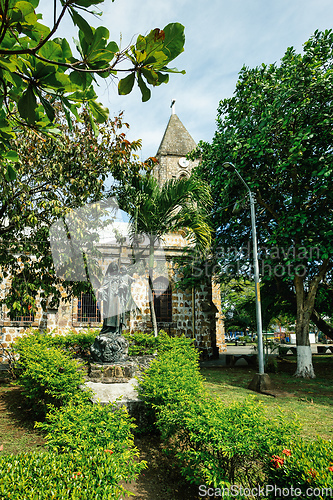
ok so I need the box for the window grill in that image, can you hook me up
[77,293,101,323]
[153,277,172,323]
[4,310,34,323]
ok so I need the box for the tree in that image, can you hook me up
[220,278,256,335]
[0,106,153,317]
[118,174,212,336]
[194,29,333,377]
[0,0,185,178]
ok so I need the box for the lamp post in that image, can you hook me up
[222,162,265,378]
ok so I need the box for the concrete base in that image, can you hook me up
[248,373,272,393]
[85,378,140,404]
[84,378,149,428]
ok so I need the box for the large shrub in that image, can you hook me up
[137,335,203,409]
[13,328,98,359]
[138,339,298,489]
[12,333,91,417]
[266,437,333,499]
[0,448,145,500]
[124,329,195,356]
[47,329,98,359]
[36,399,137,455]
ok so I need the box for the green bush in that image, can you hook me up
[12,333,90,417]
[138,341,298,489]
[8,330,146,498]
[0,448,145,500]
[36,399,137,455]
[158,395,298,489]
[137,336,203,409]
[266,437,333,499]
[49,329,98,359]
[13,328,98,359]
[123,330,157,356]
[156,330,195,354]
[124,330,195,356]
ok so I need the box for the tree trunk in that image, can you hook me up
[294,273,315,378]
[293,259,329,378]
[148,238,158,337]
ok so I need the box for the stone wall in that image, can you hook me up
[154,155,199,184]
[0,242,225,358]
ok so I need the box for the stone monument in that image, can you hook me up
[90,261,134,363]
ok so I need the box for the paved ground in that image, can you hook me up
[200,343,330,367]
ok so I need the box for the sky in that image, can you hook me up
[39,0,333,160]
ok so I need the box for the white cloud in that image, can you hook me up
[38,0,333,158]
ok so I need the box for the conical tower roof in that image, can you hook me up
[156,113,197,157]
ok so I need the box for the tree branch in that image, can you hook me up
[311,308,333,340]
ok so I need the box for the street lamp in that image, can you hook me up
[223,162,270,389]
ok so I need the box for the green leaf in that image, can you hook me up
[141,68,158,85]
[69,70,93,90]
[38,40,63,63]
[135,50,147,64]
[37,92,55,122]
[5,164,16,181]
[4,150,19,162]
[160,66,186,75]
[0,57,17,72]
[156,72,169,84]
[162,23,185,61]
[63,106,73,132]
[89,113,99,137]
[14,1,37,24]
[18,86,37,124]
[88,99,109,123]
[136,35,146,52]
[118,73,135,96]
[42,72,74,92]
[138,74,151,102]
[73,0,104,6]
[66,87,97,102]
[70,8,94,44]
[21,22,51,43]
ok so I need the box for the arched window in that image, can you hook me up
[153,277,172,323]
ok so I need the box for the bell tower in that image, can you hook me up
[154,101,199,185]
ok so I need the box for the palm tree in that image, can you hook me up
[118,174,212,336]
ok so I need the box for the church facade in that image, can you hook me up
[0,110,225,359]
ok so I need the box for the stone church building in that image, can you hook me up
[0,109,225,359]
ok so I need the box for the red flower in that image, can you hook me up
[104,449,113,454]
[271,455,284,468]
[308,469,317,478]
[282,449,292,456]
[73,472,82,478]
[328,466,333,472]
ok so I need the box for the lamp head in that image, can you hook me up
[222,161,236,172]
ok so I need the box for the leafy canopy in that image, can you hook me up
[0,0,185,177]
[193,30,333,376]
[0,107,153,317]
[195,29,333,297]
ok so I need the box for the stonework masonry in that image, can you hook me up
[0,111,225,358]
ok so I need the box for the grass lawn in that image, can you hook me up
[0,383,46,456]
[202,354,333,441]
[0,355,332,499]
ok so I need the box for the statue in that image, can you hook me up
[90,261,135,363]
